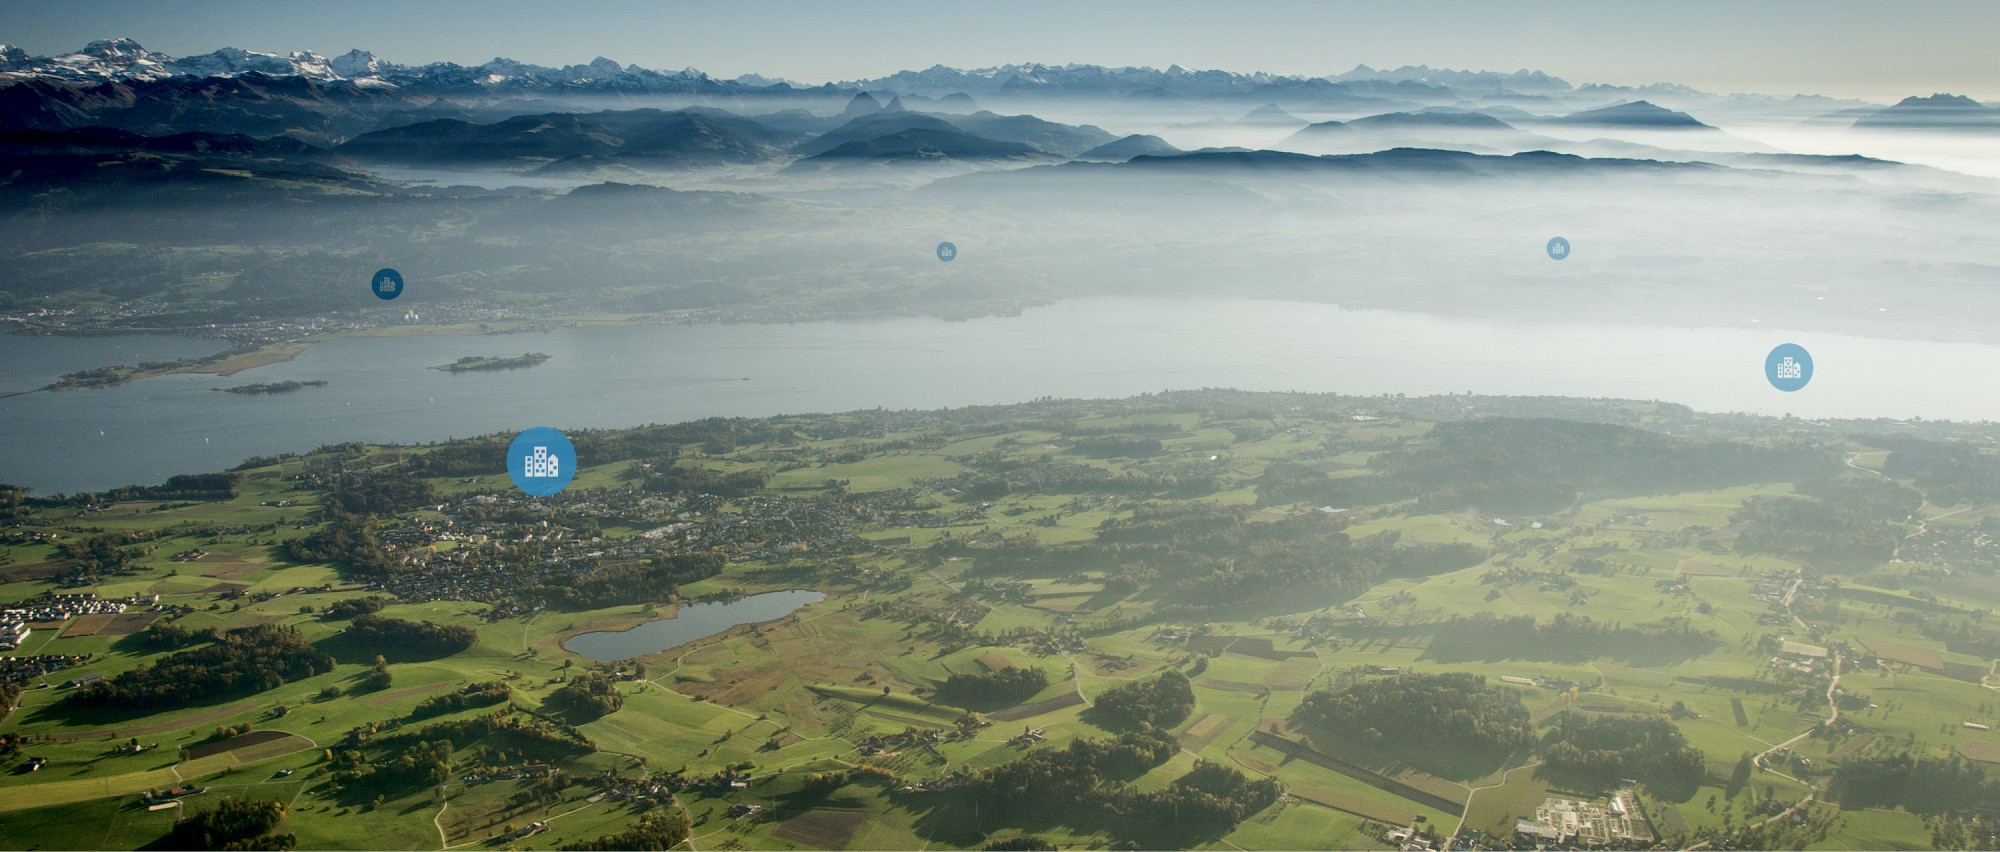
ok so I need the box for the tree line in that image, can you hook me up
[948,725,1279,838]
[408,681,512,721]
[938,665,1048,710]
[1538,709,1705,799]
[70,624,333,713]
[1089,670,1195,730]
[344,614,478,658]
[1292,672,1534,769]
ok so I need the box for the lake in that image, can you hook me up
[563,590,827,661]
[5,297,2000,493]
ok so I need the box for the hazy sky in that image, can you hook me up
[6,0,1999,100]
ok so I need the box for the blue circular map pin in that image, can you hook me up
[1765,343,1813,392]
[508,427,577,497]
[936,241,957,263]
[1546,237,1570,261]
[371,268,404,301]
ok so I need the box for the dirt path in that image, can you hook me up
[1455,761,1541,837]
[433,784,450,850]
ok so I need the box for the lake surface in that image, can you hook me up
[6,297,2000,493]
[563,590,827,661]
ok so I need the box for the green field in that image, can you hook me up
[5,390,1999,849]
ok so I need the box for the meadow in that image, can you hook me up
[4,391,1998,849]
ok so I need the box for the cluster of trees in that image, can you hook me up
[1089,670,1195,731]
[641,460,772,498]
[1831,753,2000,814]
[323,596,390,620]
[70,625,333,712]
[331,738,452,793]
[1732,494,1902,570]
[1293,673,1534,766]
[362,655,393,691]
[401,437,509,478]
[546,672,624,720]
[1929,814,2000,851]
[0,484,26,523]
[282,511,392,575]
[1070,435,1165,458]
[1259,419,1836,515]
[561,808,691,851]
[1538,710,1705,798]
[938,665,1048,710]
[798,770,850,796]
[575,416,800,462]
[955,728,1277,836]
[1417,612,1719,665]
[1880,438,2000,505]
[961,506,1354,612]
[380,712,595,760]
[1732,474,1923,570]
[102,472,240,502]
[281,471,439,575]
[323,470,438,516]
[956,503,1484,622]
[1793,476,1925,521]
[409,682,511,721]
[158,797,293,851]
[1390,418,1838,513]
[57,531,144,573]
[960,727,1181,814]
[522,552,724,610]
[1125,759,1284,832]
[345,614,478,658]
[141,620,216,651]
[984,837,1056,851]
[332,712,594,794]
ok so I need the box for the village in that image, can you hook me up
[1,592,162,651]
[364,487,913,605]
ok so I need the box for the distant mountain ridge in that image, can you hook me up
[1850,93,2000,130]
[0,38,1649,108]
[1545,100,1714,129]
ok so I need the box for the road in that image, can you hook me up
[1694,560,1845,849]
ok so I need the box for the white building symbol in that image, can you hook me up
[1775,357,1802,380]
[1549,241,1566,256]
[375,275,396,294]
[524,446,561,478]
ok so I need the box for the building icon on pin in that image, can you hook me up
[1775,357,1802,380]
[524,446,560,478]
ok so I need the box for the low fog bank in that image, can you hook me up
[3,80,1997,352]
[4,152,1995,347]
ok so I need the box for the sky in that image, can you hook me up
[5,0,2000,101]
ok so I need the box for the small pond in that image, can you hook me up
[562,589,826,661]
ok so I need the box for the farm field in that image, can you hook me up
[4,390,2000,849]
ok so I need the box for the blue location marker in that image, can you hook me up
[371,268,404,300]
[508,426,577,497]
[936,241,957,263]
[1765,343,1813,392]
[1546,237,1570,261]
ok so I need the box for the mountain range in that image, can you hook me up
[0,37,1940,124]
[0,37,1995,198]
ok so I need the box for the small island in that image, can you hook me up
[215,380,329,395]
[431,352,552,373]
